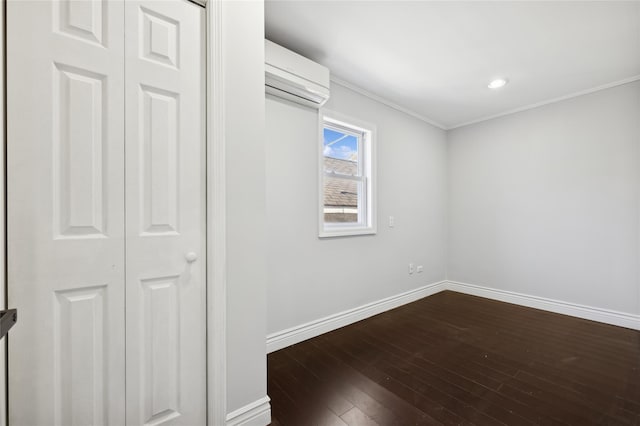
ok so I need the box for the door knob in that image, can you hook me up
[185,252,198,263]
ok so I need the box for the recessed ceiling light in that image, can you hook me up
[488,78,508,89]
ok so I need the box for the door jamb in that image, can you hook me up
[1,0,7,423]
[206,1,227,425]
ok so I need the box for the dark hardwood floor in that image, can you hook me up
[267,291,640,425]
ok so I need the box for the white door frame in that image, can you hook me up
[0,0,6,424]
[205,0,228,425]
[0,0,228,424]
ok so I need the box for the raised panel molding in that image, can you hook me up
[53,63,107,239]
[54,286,108,426]
[55,0,106,46]
[140,7,179,69]
[140,275,181,425]
[140,85,180,236]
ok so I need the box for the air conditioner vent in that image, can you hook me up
[265,40,330,108]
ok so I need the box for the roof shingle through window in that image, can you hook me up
[324,157,358,208]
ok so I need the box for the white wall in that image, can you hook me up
[266,83,448,335]
[448,81,640,315]
[223,0,269,416]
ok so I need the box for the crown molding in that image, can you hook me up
[330,76,448,130]
[331,74,640,132]
[449,74,640,130]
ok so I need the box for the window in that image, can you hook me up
[319,111,376,237]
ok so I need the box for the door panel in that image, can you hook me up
[125,2,206,425]
[54,64,109,238]
[7,1,126,425]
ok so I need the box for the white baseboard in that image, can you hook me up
[266,279,640,354]
[446,280,640,331]
[226,396,271,426]
[266,280,448,353]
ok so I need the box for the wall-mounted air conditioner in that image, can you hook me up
[265,40,330,108]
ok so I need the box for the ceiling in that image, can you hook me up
[265,1,640,129]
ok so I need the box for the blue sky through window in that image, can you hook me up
[323,128,358,161]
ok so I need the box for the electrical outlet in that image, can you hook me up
[408,263,415,274]
[389,216,394,227]
[417,265,424,273]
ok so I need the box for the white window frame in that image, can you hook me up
[319,110,377,238]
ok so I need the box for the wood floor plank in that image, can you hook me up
[289,341,442,425]
[348,319,623,424]
[337,327,560,425]
[340,407,379,426]
[268,291,640,425]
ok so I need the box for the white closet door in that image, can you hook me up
[124,2,206,425]
[7,1,126,425]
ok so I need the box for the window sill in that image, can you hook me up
[319,226,377,238]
